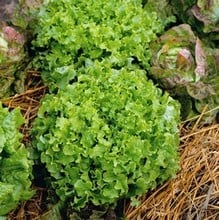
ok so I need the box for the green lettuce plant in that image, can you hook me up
[0,103,34,216]
[143,0,176,27]
[31,0,164,89]
[32,62,180,210]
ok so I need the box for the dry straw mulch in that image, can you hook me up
[125,109,219,220]
[2,70,47,144]
[7,187,47,220]
[2,71,219,219]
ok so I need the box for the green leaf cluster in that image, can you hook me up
[31,0,164,89]
[0,103,33,216]
[32,62,180,209]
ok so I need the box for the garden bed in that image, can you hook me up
[1,1,219,219]
[3,70,219,219]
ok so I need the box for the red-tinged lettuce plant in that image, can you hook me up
[0,1,43,99]
[31,0,164,90]
[191,0,219,33]
[171,0,219,42]
[150,24,209,96]
[0,103,34,216]
[32,62,180,210]
[149,24,219,121]
[0,0,43,28]
[0,25,27,98]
